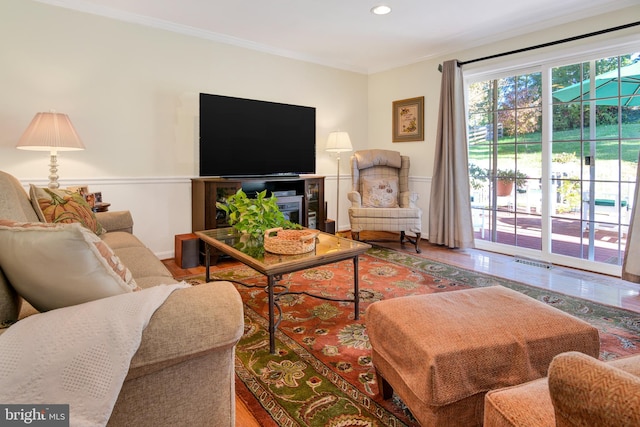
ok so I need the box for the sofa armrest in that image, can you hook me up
[96,210,134,234]
[549,351,640,427]
[125,281,244,380]
[347,191,362,208]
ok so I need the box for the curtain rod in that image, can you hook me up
[438,20,640,71]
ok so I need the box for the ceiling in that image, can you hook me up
[39,0,637,74]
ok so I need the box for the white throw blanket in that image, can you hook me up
[0,283,190,427]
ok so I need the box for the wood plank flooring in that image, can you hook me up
[162,231,640,426]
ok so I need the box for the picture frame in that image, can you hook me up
[392,96,424,142]
[85,193,96,208]
[67,185,90,198]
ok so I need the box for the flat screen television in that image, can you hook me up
[199,93,316,177]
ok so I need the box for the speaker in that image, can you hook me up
[175,233,200,269]
[323,219,336,234]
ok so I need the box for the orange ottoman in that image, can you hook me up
[366,285,600,427]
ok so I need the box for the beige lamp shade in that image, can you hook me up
[325,131,353,153]
[16,112,85,153]
[16,112,85,189]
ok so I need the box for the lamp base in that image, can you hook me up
[48,153,60,189]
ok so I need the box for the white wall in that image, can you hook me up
[0,0,368,257]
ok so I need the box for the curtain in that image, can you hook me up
[428,60,475,248]
[622,152,640,282]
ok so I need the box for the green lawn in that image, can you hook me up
[469,124,640,180]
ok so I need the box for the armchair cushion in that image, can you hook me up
[0,220,139,312]
[362,177,399,208]
[29,185,104,235]
[483,377,555,426]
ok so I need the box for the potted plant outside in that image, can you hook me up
[469,164,489,191]
[494,169,528,196]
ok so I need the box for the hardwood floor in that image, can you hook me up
[235,398,261,427]
[366,231,640,312]
[162,231,640,426]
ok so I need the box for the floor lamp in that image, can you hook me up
[16,111,85,189]
[325,131,352,235]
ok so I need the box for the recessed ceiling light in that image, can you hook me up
[371,5,392,15]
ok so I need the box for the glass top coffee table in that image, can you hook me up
[196,228,371,354]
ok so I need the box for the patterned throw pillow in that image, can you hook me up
[29,185,104,235]
[0,220,139,312]
[362,177,399,208]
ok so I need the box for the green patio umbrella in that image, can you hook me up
[552,61,640,106]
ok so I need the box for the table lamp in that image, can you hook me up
[16,111,85,189]
[325,131,352,234]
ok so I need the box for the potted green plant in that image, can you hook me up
[216,189,301,241]
[494,169,528,196]
[469,164,489,190]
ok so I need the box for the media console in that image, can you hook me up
[191,176,326,232]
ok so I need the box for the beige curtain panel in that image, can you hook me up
[428,60,475,248]
[622,152,640,283]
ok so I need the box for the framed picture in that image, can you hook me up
[67,185,90,198]
[85,193,96,208]
[392,96,424,142]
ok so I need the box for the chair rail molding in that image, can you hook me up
[19,176,194,260]
[17,175,434,258]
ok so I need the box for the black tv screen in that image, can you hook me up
[199,93,316,177]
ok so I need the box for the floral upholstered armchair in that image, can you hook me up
[347,149,422,252]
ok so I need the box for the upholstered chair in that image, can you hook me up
[347,149,422,252]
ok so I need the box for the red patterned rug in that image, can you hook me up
[186,246,640,427]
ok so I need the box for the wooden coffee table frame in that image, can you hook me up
[196,228,371,354]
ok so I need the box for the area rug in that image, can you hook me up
[187,246,640,427]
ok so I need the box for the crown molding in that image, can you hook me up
[34,0,369,74]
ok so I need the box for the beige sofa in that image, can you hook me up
[484,351,640,426]
[0,170,244,427]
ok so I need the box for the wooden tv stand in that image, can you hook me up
[191,176,326,232]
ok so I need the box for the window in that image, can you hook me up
[466,51,640,274]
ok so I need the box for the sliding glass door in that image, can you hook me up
[467,52,640,275]
[551,55,639,266]
[468,72,543,251]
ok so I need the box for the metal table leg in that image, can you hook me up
[205,243,211,283]
[354,255,360,320]
[268,275,276,354]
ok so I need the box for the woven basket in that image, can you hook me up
[264,227,319,255]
